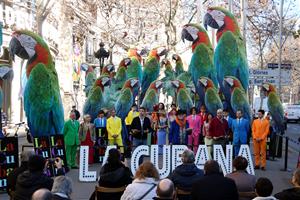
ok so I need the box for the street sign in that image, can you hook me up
[267,63,292,69]
[249,69,291,78]
[249,78,290,86]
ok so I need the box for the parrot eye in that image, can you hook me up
[15,34,37,59]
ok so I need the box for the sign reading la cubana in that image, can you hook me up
[79,144,254,182]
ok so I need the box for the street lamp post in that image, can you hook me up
[278,0,284,100]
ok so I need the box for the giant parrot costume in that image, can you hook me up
[127,48,143,81]
[83,75,110,120]
[115,78,139,143]
[199,77,223,116]
[172,54,184,77]
[84,65,96,97]
[102,63,115,78]
[171,80,193,115]
[113,57,131,91]
[141,80,164,112]
[140,47,167,103]
[224,76,251,121]
[9,30,64,137]
[262,83,285,133]
[204,7,249,116]
[181,24,217,107]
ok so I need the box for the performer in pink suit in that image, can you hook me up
[187,107,202,153]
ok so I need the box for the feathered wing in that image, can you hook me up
[127,57,142,81]
[268,92,285,132]
[141,89,159,112]
[83,86,104,121]
[177,88,193,115]
[231,88,251,121]
[84,72,96,96]
[204,88,223,116]
[24,63,64,136]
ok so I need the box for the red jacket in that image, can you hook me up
[209,117,229,138]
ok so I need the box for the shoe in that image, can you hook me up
[71,166,79,169]
[254,166,260,170]
[261,167,266,171]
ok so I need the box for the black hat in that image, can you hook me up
[28,155,46,172]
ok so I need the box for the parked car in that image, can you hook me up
[284,104,300,122]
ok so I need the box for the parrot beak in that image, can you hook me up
[199,78,208,87]
[157,47,168,57]
[124,58,131,66]
[130,79,139,88]
[139,48,149,57]
[191,86,196,94]
[171,80,179,88]
[262,83,270,91]
[204,10,225,30]
[9,34,37,61]
[9,37,29,61]
[161,59,167,65]
[172,54,178,61]
[181,26,198,42]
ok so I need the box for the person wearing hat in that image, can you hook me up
[13,155,64,200]
[169,110,190,145]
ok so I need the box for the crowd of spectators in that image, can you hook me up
[5,148,300,200]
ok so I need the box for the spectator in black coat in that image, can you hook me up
[191,160,239,200]
[51,176,73,200]
[6,150,34,197]
[274,169,300,200]
[169,149,204,200]
[13,155,64,200]
[253,177,276,200]
[90,148,132,200]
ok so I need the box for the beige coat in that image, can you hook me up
[79,122,95,142]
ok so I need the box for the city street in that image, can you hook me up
[0,123,299,199]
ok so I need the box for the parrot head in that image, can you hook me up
[150,80,164,91]
[123,78,139,90]
[119,57,131,69]
[148,47,168,61]
[262,83,277,96]
[223,76,243,93]
[9,30,49,61]
[204,7,239,40]
[95,75,111,91]
[199,77,215,90]
[161,59,172,69]
[181,24,211,51]
[172,54,182,62]
[102,64,115,74]
[128,48,142,62]
[171,80,185,91]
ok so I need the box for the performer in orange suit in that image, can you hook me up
[252,109,270,170]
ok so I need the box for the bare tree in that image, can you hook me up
[36,0,56,36]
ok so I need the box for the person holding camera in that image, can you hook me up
[14,155,64,200]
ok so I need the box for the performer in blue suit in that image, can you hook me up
[231,110,250,156]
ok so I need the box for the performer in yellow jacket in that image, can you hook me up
[107,109,123,153]
[252,109,270,170]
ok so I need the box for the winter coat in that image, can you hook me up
[274,187,300,200]
[121,177,158,200]
[13,171,54,200]
[169,163,204,190]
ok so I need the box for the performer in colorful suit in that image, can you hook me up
[63,112,80,168]
[252,109,270,170]
[231,110,250,157]
[169,110,190,145]
[106,109,123,153]
[187,107,201,152]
